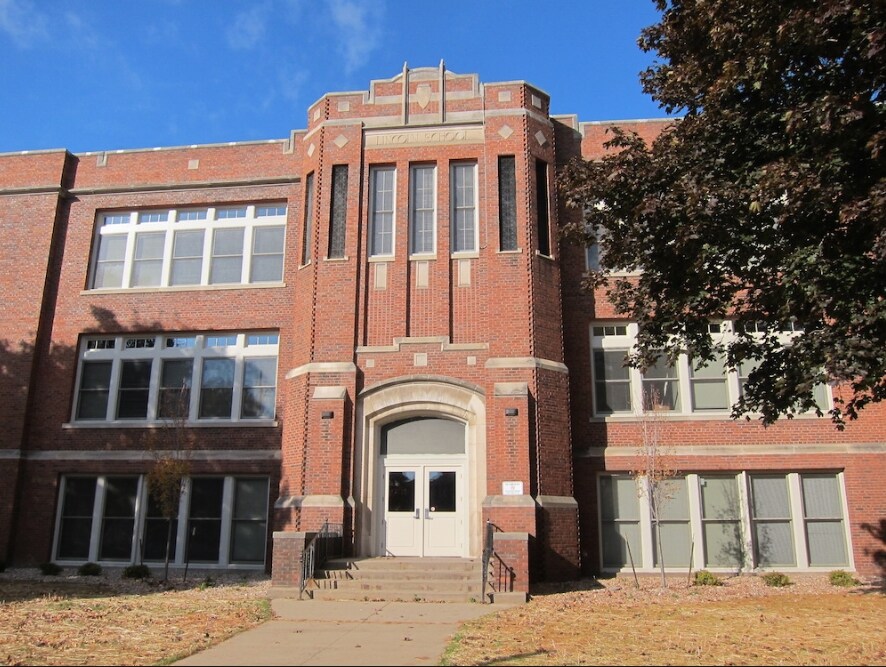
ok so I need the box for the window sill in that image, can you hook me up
[82,282,285,296]
[450,252,479,260]
[409,254,437,261]
[63,420,279,429]
[497,248,523,255]
[367,255,394,263]
[323,255,350,262]
[535,250,556,261]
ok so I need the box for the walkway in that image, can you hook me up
[174,598,516,666]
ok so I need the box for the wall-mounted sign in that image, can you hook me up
[502,481,524,496]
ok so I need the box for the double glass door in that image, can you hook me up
[382,463,463,557]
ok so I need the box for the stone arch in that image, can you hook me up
[353,375,487,557]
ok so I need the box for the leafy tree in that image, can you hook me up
[559,0,885,426]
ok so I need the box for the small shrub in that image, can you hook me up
[198,576,215,590]
[78,562,102,577]
[122,564,151,580]
[39,562,62,576]
[761,571,792,587]
[829,570,859,587]
[693,570,723,586]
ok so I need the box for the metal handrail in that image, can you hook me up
[298,521,343,599]
[481,520,514,603]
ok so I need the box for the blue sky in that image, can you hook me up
[0,0,670,154]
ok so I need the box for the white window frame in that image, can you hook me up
[409,164,437,256]
[589,321,831,418]
[88,204,287,290]
[450,162,478,255]
[51,474,269,568]
[369,167,396,258]
[597,471,853,575]
[71,331,279,425]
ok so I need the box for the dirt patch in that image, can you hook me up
[443,574,886,666]
[0,569,271,666]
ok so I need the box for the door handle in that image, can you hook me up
[414,508,420,519]
[424,508,431,519]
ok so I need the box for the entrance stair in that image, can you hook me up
[302,557,485,602]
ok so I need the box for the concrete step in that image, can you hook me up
[303,557,486,603]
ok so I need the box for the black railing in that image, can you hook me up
[299,521,343,600]
[481,520,515,603]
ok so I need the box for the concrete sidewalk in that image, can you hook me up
[174,598,517,666]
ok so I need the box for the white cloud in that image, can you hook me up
[0,0,49,48]
[328,0,383,73]
[226,5,269,51]
[64,11,99,50]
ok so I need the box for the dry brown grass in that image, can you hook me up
[0,572,271,666]
[442,575,886,666]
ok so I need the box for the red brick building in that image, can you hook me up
[1,67,883,590]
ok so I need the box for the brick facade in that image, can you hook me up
[0,66,882,585]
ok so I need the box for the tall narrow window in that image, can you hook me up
[498,156,518,251]
[187,478,224,562]
[99,477,138,561]
[410,165,436,254]
[301,172,314,264]
[652,477,692,567]
[599,475,641,568]
[801,473,848,566]
[230,478,269,563]
[56,477,97,560]
[77,361,112,420]
[328,165,348,258]
[700,475,743,568]
[370,167,395,256]
[749,475,796,566]
[241,358,277,419]
[159,359,193,420]
[116,360,153,419]
[93,235,127,288]
[535,159,551,256]
[451,163,476,253]
[593,349,632,413]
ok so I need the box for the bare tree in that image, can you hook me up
[632,384,680,588]
[146,379,192,582]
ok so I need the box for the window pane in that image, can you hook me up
[171,230,204,285]
[251,226,285,282]
[654,522,692,567]
[600,476,640,521]
[328,165,348,258]
[593,349,631,413]
[690,355,729,410]
[99,477,138,561]
[801,474,843,518]
[371,168,394,256]
[452,164,476,252]
[751,475,790,519]
[142,492,178,562]
[387,471,415,512]
[199,358,234,418]
[159,359,193,420]
[602,522,641,569]
[656,477,688,521]
[131,232,165,287]
[806,521,848,566]
[600,476,642,569]
[410,166,435,254]
[116,360,152,419]
[754,521,796,566]
[93,235,127,288]
[77,361,112,420]
[428,471,456,513]
[209,228,244,283]
[701,475,743,568]
[302,172,315,264]
[230,478,268,564]
[241,358,276,419]
[57,477,96,559]
[642,356,679,410]
[498,156,518,251]
[535,160,550,256]
[187,478,224,563]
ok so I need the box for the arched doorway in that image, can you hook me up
[354,377,486,559]
[380,417,466,556]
